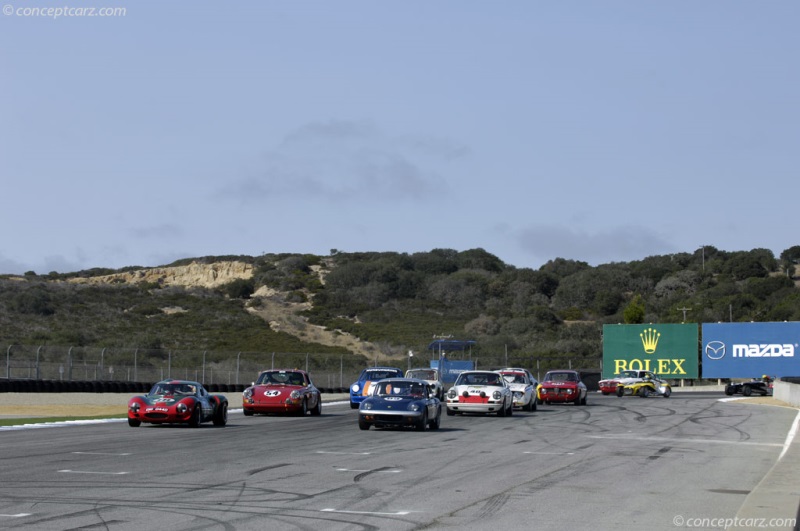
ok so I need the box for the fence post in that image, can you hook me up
[5,344,11,379]
[168,351,171,378]
[67,346,73,381]
[202,351,206,383]
[305,353,309,373]
[36,345,42,380]
[134,348,138,382]
[340,355,343,388]
[236,352,241,385]
[271,352,275,370]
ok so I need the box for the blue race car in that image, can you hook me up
[349,367,403,409]
[358,378,442,431]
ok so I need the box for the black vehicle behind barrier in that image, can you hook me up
[724,376,774,397]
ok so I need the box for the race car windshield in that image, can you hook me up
[365,370,401,380]
[546,372,577,382]
[456,373,502,386]
[258,372,306,385]
[619,371,638,378]
[408,370,436,380]
[376,382,426,397]
[502,373,526,384]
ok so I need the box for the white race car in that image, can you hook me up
[446,370,513,417]
[499,368,538,411]
[405,368,444,400]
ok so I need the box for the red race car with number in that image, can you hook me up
[128,380,228,428]
[537,370,588,405]
[242,369,322,416]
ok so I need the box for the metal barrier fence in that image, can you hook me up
[2,344,604,389]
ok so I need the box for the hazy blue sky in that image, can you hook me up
[2,1,798,275]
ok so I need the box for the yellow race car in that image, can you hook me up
[616,372,671,398]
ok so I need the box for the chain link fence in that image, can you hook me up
[2,343,604,391]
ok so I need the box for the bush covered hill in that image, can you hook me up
[1,246,799,373]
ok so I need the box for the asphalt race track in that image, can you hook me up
[0,393,796,531]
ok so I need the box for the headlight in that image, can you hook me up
[514,392,522,399]
[408,403,421,411]
[493,390,501,400]
[361,401,373,410]
[351,384,360,393]
[129,402,140,412]
[290,390,301,400]
[448,389,456,399]
[176,403,188,414]
[243,388,253,399]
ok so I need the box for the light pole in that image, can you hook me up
[698,245,710,271]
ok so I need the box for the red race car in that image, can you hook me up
[242,369,322,416]
[127,380,228,428]
[538,370,588,405]
[598,370,647,395]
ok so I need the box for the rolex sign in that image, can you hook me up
[602,324,699,379]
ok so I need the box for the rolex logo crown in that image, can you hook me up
[640,327,660,354]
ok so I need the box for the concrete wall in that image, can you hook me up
[773,380,800,407]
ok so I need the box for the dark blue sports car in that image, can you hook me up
[358,378,442,431]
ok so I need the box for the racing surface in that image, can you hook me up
[0,393,797,531]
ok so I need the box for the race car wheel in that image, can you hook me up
[189,405,202,428]
[581,395,587,405]
[497,402,507,417]
[446,407,455,416]
[663,388,671,398]
[243,409,254,416]
[358,419,370,431]
[416,410,428,431]
[506,400,513,416]
[616,387,624,397]
[524,399,534,412]
[743,386,752,397]
[213,402,228,426]
[574,394,581,406]
[429,410,441,430]
[128,418,141,427]
[639,387,650,398]
[297,399,308,417]
[311,398,322,416]
[350,402,359,409]
[724,384,735,396]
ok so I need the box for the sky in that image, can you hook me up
[1,1,798,275]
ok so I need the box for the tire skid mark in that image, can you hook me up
[648,446,672,460]
[247,463,291,476]
[353,466,400,483]
[477,492,510,518]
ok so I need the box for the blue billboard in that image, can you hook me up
[702,322,800,378]
[430,358,475,384]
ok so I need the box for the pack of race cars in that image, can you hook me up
[127,366,771,430]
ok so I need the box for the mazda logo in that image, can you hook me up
[705,341,726,360]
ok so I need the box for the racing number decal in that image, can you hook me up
[264,390,281,397]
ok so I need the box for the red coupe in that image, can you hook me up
[538,370,588,405]
[598,370,644,395]
[127,380,228,428]
[242,369,322,416]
